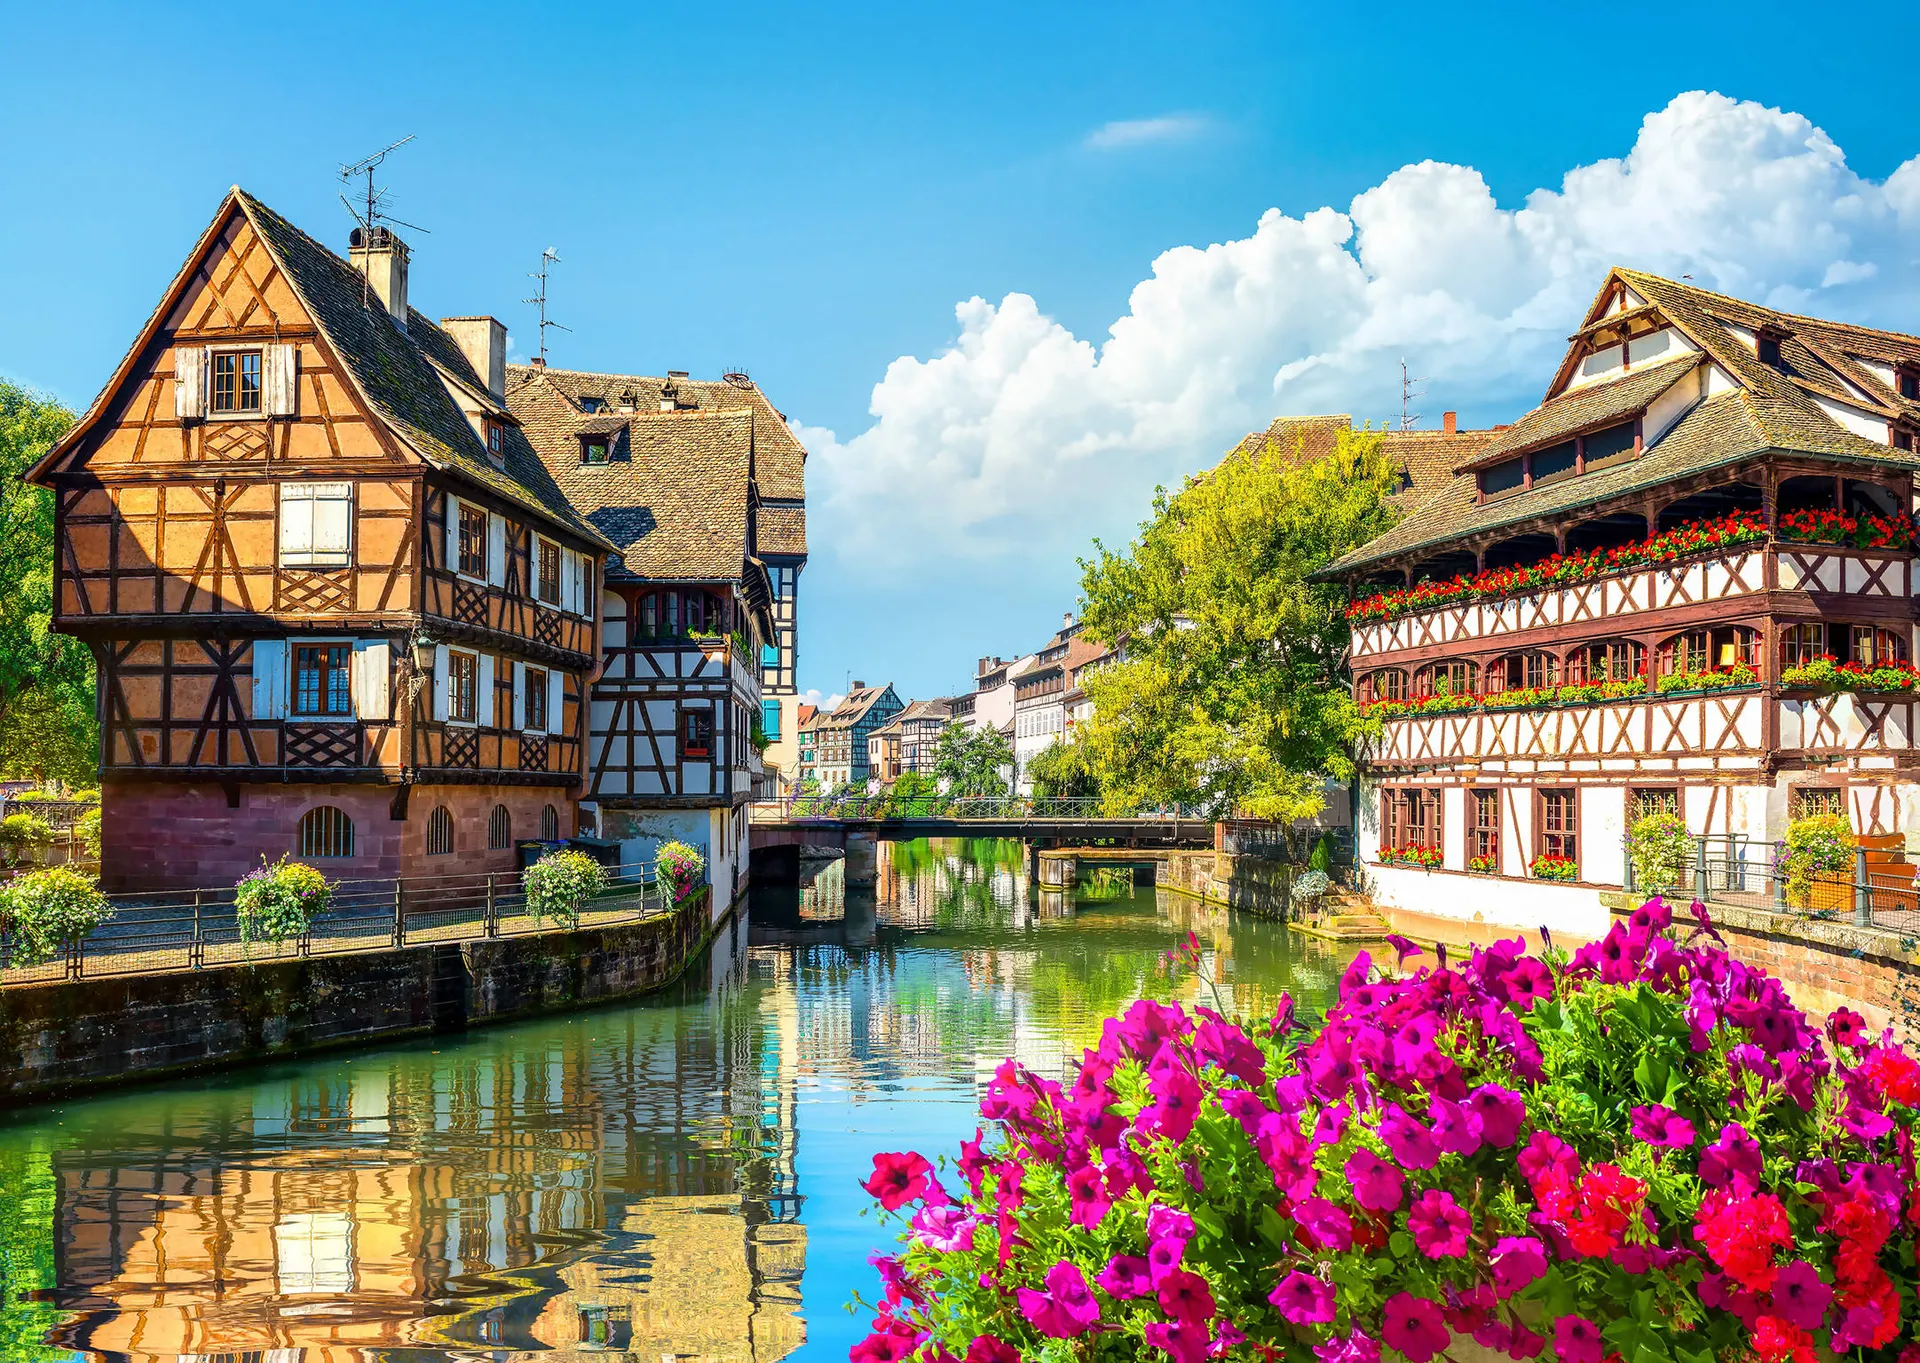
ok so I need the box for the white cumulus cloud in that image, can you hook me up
[1084,114,1212,151]
[803,92,1920,583]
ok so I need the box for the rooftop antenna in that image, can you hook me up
[1399,358,1427,431]
[339,135,427,309]
[523,248,569,363]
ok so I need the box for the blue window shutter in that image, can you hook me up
[761,644,778,668]
[761,700,781,740]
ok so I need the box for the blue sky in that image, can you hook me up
[8,3,1920,704]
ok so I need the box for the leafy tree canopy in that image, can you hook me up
[1075,426,1402,820]
[0,382,94,784]
[933,721,1014,799]
[1023,736,1099,800]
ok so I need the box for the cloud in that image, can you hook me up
[803,94,1920,586]
[1084,114,1211,151]
[800,688,845,714]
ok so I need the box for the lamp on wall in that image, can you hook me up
[410,631,438,673]
[1718,642,1738,668]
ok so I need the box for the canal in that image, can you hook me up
[0,839,1351,1363]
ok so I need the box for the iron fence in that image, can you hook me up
[0,861,677,987]
[1,798,98,833]
[1217,820,1354,865]
[1624,833,1920,935]
[754,794,1209,821]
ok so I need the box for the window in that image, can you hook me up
[683,707,714,758]
[1781,622,1826,669]
[488,804,511,851]
[538,540,561,604]
[1568,640,1644,684]
[1660,629,1710,676]
[1415,660,1477,698]
[298,806,355,858]
[1362,669,1408,703]
[425,806,454,856]
[1469,790,1499,865]
[1756,330,1782,367]
[581,438,609,465]
[1898,367,1920,401]
[1631,787,1680,821]
[761,699,782,740]
[211,349,263,413]
[448,651,478,723]
[486,420,504,457]
[1581,421,1637,471]
[1487,652,1558,693]
[1538,789,1578,863]
[1793,787,1845,820]
[525,666,548,730]
[1481,458,1526,498]
[1381,788,1440,852]
[541,804,561,840]
[294,644,351,716]
[1849,625,1909,666]
[457,505,488,578]
[280,482,352,567]
[761,643,779,669]
[1530,440,1578,486]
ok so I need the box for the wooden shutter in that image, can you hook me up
[562,551,578,614]
[512,662,528,731]
[251,639,289,719]
[279,484,314,564]
[351,640,390,719]
[432,644,450,722]
[477,654,496,728]
[486,514,507,588]
[264,343,299,416]
[174,346,208,420]
[312,484,351,565]
[546,669,564,735]
[444,495,460,573]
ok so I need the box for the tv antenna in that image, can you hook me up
[523,248,570,363]
[1399,358,1427,431]
[339,135,427,309]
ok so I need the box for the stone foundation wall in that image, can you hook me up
[1160,850,1290,917]
[0,888,717,1102]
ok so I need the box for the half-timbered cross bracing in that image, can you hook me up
[1319,268,1920,935]
[28,189,613,890]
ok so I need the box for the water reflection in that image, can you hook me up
[0,840,1350,1363]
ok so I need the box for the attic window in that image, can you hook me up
[1480,458,1526,499]
[1898,367,1920,401]
[581,437,609,465]
[579,397,602,414]
[212,350,263,414]
[485,419,504,460]
[1756,329,1784,368]
[1530,440,1578,487]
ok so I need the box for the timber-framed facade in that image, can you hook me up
[31,190,611,890]
[1322,268,1920,936]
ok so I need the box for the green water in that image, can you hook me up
[0,839,1348,1363]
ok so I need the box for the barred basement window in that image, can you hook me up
[426,806,455,856]
[488,804,511,850]
[298,806,355,858]
[1792,787,1845,820]
[541,804,560,840]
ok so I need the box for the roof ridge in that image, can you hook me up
[1620,267,1920,349]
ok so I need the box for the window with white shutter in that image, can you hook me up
[280,483,352,567]
[477,654,496,728]
[264,344,299,416]
[432,644,450,722]
[486,514,507,588]
[351,640,390,720]
[512,662,529,731]
[174,346,209,421]
[546,670,564,735]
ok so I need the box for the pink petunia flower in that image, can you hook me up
[1294,1197,1354,1252]
[1553,1314,1603,1363]
[1155,1268,1217,1326]
[1769,1259,1831,1331]
[1381,1294,1450,1363]
[1270,1270,1336,1325]
[1345,1146,1406,1212]
[1095,1253,1153,1299]
[1015,1259,1101,1338]
[861,1151,933,1210]
[1489,1236,1548,1297]
[1406,1188,1471,1258]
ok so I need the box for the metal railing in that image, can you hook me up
[752,794,1209,822]
[1,798,98,832]
[1217,820,1354,865]
[0,861,682,987]
[1625,832,1920,934]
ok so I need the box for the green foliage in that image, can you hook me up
[1307,832,1335,874]
[654,840,707,904]
[233,855,333,943]
[0,383,95,785]
[75,806,100,859]
[0,813,52,867]
[0,1142,69,1363]
[1075,426,1403,819]
[1784,812,1853,906]
[0,866,110,964]
[523,848,608,927]
[1023,737,1100,799]
[932,721,1014,799]
[1627,812,1692,892]
[879,770,944,817]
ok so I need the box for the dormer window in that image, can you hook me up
[1898,366,1920,401]
[212,349,263,413]
[579,396,602,414]
[1756,328,1784,368]
[1480,457,1525,499]
[485,419,504,460]
[581,438,608,465]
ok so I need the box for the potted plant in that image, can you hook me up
[1782,811,1853,912]
[654,840,707,904]
[1625,811,1691,893]
[522,848,608,929]
[1529,852,1579,881]
[233,855,334,944]
[0,866,111,965]
[1466,853,1498,874]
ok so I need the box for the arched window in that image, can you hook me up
[1485,652,1558,694]
[488,804,512,851]
[541,804,561,841]
[298,806,354,858]
[426,806,454,856]
[1361,669,1408,704]
[1413,660,1478,698]
[1566,640,1646,685]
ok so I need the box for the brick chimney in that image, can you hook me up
[440,317,507,400]
[851,680,865,691]
[348,226,409,330]
[1443,411,1458,435]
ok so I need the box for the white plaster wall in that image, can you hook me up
[1442,787,1466,870]
[1369,864,1608,940]
[599,806,740,921]
[1583,786,1627,886]
[1812,392,1891,445]
[1705,362,1742,396]
[1644,363,1703,445]
[1501,789,1534,878]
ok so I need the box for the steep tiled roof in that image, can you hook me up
[234,193,607,547]
[896,698,953,725]
[509,371,753,582]
[758,504,808,556]
[1230,416,1495,506]
[1454,355,1700,472]
[821,685,896,729]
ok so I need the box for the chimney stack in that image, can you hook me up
[348,226,410,330]
[1443,411,1457,435]
[1063,611,1076,630]
[852,680,866,691]
[440,317,507,401]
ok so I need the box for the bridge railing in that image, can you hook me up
[751,794,1209,822]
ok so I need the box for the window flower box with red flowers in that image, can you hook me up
[1780,656,1920,694]
[1653,662,1759,696]
[1380,844,1443,869]
[1361,678,1648,721]
[1777,506,1916,551]
[1466,854,1498,874]
[1529,853,1580,881]
[1345,511,1769,625]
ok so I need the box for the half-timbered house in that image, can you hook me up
[814,684,903,789]
[1321,268,1920,936]
[507,364,785,910]
[30,190,611,890]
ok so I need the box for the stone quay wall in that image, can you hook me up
[0,888,718,1103]
[1159,850,1291,917]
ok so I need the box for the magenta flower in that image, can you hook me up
[1385,933,1424,968]
[1015,1259,1100,1338]
[1429,1096,1484,1156]
[1066,1164,1111,1229]
[849,1314,923,1363]
[1381,1293,1450,1363]
[862,1151,934,1210]
[1406,1188,1471,1257]
[1699,1122,1763,1193]
[963,1337,1019,1363]
[1505,1323,1546,1359]
[1313,1329,1382,1363]
[1139,1065,1204,1143]
[1345,1146,1406,1212]
[1517,1129,1578,1187]
[1553,1314,1603,1363]
[1270,1270,1336,1325]
[1770,1259,1830,1330]
[1490,1235,1548,1297]
[1378,1105,1440,1169]
[1142,1319,1209,1363]
[1498,957,1554,1005]
[1155,1267,1217,1325]
[910,1203,977,1253]
[1828,1006,1868,1048]
[1094,1253,1153,1299]
[1628,1103,1696,1149]
[1294,1196,1355,1252]
[1467,1083,1526,1148]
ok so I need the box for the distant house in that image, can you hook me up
[866,698,952,783]
[814,683,903,788]
[795,703,820,786]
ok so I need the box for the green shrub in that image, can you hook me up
[1307,832,1335,874]
[76,807,102,859]
[233,856,333,943]
[0,813,54,867]
[523,848,607,928]
[655,840,707,903]
[1784,812,1853,906]
[0,867,111,964]
[1626,811,1691,891]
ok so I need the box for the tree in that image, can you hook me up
[1075,426,1403,820]
[1023,737,1099,799]
[0,382,94,784]
[932,722,1014,799]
